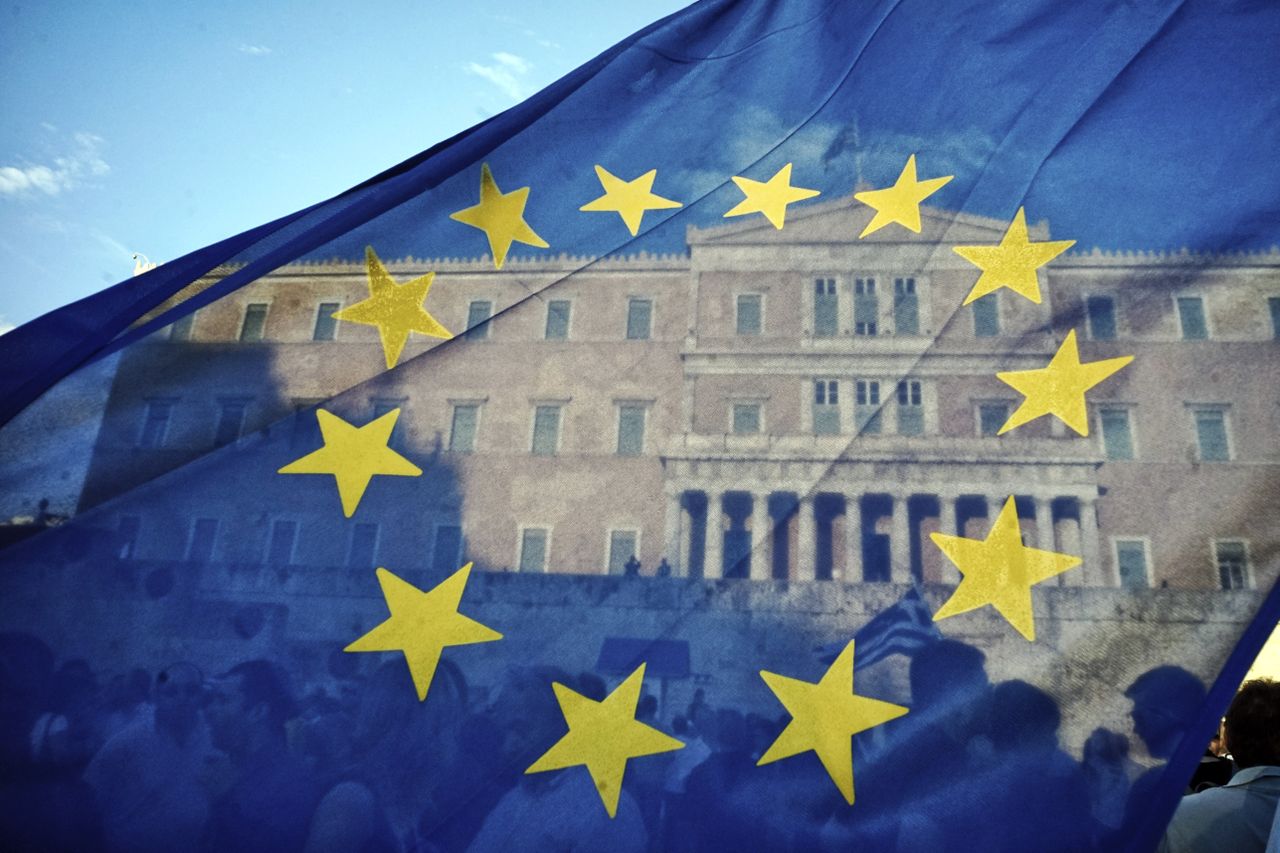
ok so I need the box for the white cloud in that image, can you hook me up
[238,44,272,56]
[492,52,530,74]
[0,132,109,198]
[0,316,14,336]
[465,52,533,101]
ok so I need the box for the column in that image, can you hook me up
[1059,498,1085,588]
[844,493,862,583]
[704,490,723,580]
[796,494,816,581]
[749,492,771,580]
[1034,494,1056,553]
[1079,496,1104,587]
[890,492,912,584]
[937,491,960,584]
[663,488,683,576]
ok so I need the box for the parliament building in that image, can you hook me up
[78,197,1280,595]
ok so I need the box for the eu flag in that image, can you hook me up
[1,1,1277,850]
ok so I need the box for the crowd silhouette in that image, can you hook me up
[0,630,1217,852]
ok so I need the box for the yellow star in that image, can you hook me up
[724,163,820,229]
[953,208,1076,305]
[333,246,452,369]
[526,663,683,818]
[345,564,502,701]
[277,408,421,518]
[758,641,908,805]
[930,497,1082,641]
[996,330,1134,436]
[579,165,682,236]
[449,163,549,269]
[853,154,952,238]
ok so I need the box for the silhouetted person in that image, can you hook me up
[204,659,321,853]
[1082,727,1142,838]
[98,668,152,742]
[684,708,758,851]
[466,666,647,852]
[306,659,469,853]
[0,635,101,851]
[1161,678,1280,852]
[85,662,213,852]
[985,680,1091,851]
[1117,665,1207,846]
[656,558,672,578]
[1189,724,1235,793]
[866,639,994,851]
[662,701,713,851]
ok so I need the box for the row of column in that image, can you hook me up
[663,487,1105,586]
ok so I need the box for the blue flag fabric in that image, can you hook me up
[2,1,1279,851]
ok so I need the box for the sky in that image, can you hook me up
[0,0,688,331]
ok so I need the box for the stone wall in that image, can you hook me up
[1,553,1266,759]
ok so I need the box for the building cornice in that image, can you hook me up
[207,250,690,279]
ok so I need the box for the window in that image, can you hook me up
[347,523,379,569]
[214,399,248,447]
[1177,296,1208,340]
[139,399,175,448]
[449,404,479,453]
[608,530,639,575]
[531,405,561,455]
[732,403,761,435]
[973,294,1000,337]
[1114,539,1149,588]
[626,298,653,340]
[978,402,1009,437]
[519,527,549,573]
[893,277,918,335]
[313,302,341,341]
[855,380,882,434]
[1086,295,1117,341]
[545,300,571,340]
[736,294,762,336]
[466,301,492,340]
[854,277,878,336]
[1193,408,1230,461]
[116,516,141,560]
[186,518,219,563]
[813,380,840,435]
[1099,408,1135,460]
[432,524,463,573]
[814,278,837,338]
[266,520,298,565]
[1215,540,1249,590]
[897,381,924,436]
[617,405,646,456]
[290,398,324,449]
[1269,297,1280,339]
[168,312,195,341]
[240,303,269,342]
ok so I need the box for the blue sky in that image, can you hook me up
[0,0,687,330]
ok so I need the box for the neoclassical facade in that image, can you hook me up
[80,198,1280,592]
